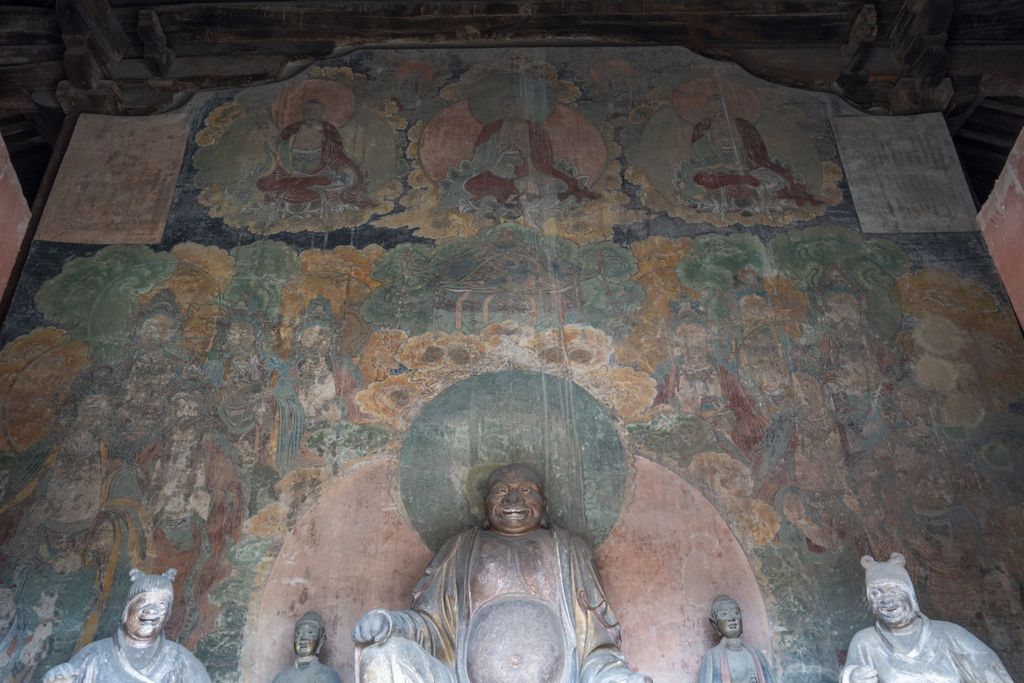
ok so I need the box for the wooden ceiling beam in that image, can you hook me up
[111,54,299,94]
[104,0,865,15]
[0,44,65,67]
[978,98,1024,118]
[949,0,1024,43]
[0,8,60,46]
[107,2,864,49]
[955,142,1021,171]
[0,0,1021,120]
[0,61,63,114]
[956,126,1021,150]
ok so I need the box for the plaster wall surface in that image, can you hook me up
[978,127,1024,327]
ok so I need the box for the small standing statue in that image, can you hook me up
[42,568,211,682]
[697,595,776,683]
[273,611,343,682]
[842,552,1014,682]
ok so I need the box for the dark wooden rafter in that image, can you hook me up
[953,96,1024,202]
[113,1,863,50]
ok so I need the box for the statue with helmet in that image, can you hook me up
[842,552,1013,683]
[42,567,211,683]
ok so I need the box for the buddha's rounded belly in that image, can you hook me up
[466,598,565,683]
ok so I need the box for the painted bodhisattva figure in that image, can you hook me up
[42,568,212,683]
[841,553,1013,683]
[273,611,343,683]
[697,595,775,683]
[352,463,651,683]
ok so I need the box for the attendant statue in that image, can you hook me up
[42,568,211,683]
[273,611,343,683]
[841,552,1013,683]
[697,595,775,683]
[352,463,651,683]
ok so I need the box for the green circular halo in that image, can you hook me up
[398,370,627,551]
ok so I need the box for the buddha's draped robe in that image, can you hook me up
[359,525,636,683]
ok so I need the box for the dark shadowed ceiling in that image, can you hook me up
[2,0,1023,205]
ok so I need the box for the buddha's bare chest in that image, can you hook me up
[468,531,562,608]
[464,531,568,683]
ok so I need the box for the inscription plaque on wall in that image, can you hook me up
[36,112,189,244]
[834,113,977,234]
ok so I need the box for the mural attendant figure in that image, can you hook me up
[136,389,244,646]
[352,463,651,683]
[42,568,211,683]
[1,384,145,658]
[118,293,193,446]
[697,595,776,683]
[841,552,1013,683]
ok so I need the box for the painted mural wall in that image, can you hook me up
[1,46,1023,683]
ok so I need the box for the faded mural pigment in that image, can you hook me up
[1,46,1023,683]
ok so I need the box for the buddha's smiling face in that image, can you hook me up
[486,476,546,536]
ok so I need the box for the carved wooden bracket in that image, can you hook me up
[138,10,175,77]
[836,3,879,93]
[55,0,126,113]
[55,79,122,115]
[888,0,954,113]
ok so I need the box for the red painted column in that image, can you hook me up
[977,127,1024,328]
[0,136,31,305]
